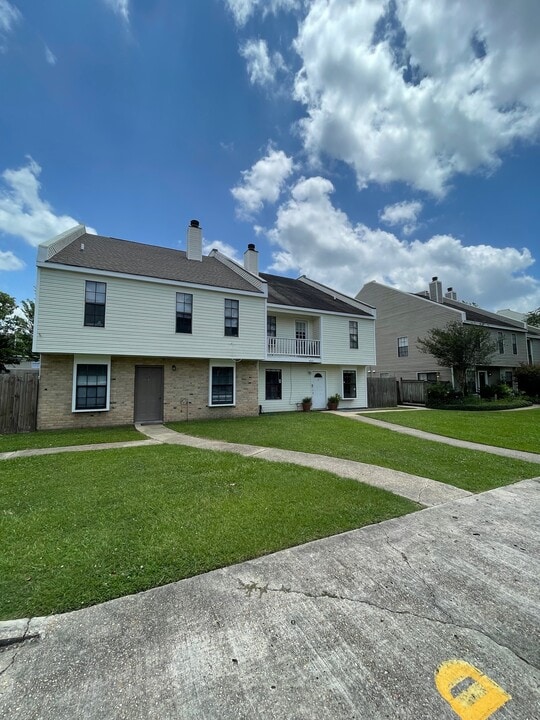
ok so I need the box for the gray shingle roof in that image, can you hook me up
[261,273,370,316]
[414,292,526,330]
[47,234,263,293]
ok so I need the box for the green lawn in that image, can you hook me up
[0,445,418,620]
[0,425,144,452]
[167,413,540,493]
[361,408,540,453]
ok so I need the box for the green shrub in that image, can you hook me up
[515,363,540,398]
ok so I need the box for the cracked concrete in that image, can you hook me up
[1,479,538,719]
[135,423,471,507]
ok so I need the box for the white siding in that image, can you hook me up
[321,314,375,365]
[259,362,367,412]
[35,268,266,359]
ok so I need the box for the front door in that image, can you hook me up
[312,371,326,409]
[134,366,164,423]
[478,371,487,393]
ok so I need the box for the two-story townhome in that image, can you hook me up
[356,277,531,393]
[34,221,375,429]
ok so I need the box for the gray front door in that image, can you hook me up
[134,366,164,423]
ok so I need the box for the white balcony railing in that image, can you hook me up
[267,337,320,357]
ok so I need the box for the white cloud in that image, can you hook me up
[44,45,56,65]
[0,0,21,49]
[0,249,24,271]
[202,238,241,263]
[0,157,95,247]
[226,0,298,27]
[265,175,540,311]
[103,0,129,24]
[293,0,540,195]
[380,200,422,235]
[231,146,294,219]
[240,38,284,87]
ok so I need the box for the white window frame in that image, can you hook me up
[397,336,409,357]
[72,355,111,413]
[342,369,357,399]
[208,362,236,407]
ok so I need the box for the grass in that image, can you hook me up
[361,408,540,453]
[0,445,419,620]
[167,413,540,493]
[0,425,144,452]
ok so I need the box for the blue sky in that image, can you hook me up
[1,0,540,312]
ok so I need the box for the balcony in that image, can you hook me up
[267,337,321,358]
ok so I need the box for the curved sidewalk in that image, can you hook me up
[135,424,470,507]
[332,411,540,464]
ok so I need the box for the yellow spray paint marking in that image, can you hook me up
[435,660,511,720]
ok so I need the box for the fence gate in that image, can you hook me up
[398,379,429,404]
[0,373,39,433]
[367,377,398,407]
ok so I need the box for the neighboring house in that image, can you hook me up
[34,222,375,429]
[356,277,533,392]
[497,309,540,365]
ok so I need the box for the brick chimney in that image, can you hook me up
[243,243,259,275]
[429,276,443,303]
[186,219,202,261]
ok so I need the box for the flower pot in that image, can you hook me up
[327,401,338,410]
[302,402,312,412]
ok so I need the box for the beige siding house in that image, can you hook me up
[356,277,531,392]
[34,223,375,429]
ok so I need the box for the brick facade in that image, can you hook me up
[37,354,259,430]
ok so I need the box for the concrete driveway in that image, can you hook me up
[1,479,539,719]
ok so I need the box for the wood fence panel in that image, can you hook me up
[0,373,39,433]
[398,379,428,404]
[367,377,398,407]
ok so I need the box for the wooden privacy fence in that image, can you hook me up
[398,379,429,404]
[0,373,39,433]
[367,377,398,407]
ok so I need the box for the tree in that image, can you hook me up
[417,321,497,395]
[526,308,540,328]
[0,292,37,370]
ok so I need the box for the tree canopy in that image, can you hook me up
[0,292,37,370]
[526,308,540,328]
[417,320,496,395]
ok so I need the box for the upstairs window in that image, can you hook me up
[265,369,282,400]
[349,321,358,349]
[84,281,106,327]
[511,333,517,355]
[225,299,239,337]
[497,332,504,354]
[210,366,234,405]
[75,364,108,410]
[267,315,276,337]
[397,336,408,357]
[176,292,193,334]
[342,370,357,399]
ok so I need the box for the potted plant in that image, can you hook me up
[327,393,341,410]
[301,396,312,411]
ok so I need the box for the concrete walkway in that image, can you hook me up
[135,424,470,507]
[0,438,158,461]
[1,478,538,719]
[332,410,540,464]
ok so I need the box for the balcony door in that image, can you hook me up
[312,371,326,409]
[295,320,307,355]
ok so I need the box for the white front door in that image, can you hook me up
[312,371,326,409]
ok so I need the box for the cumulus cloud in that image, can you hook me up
[226,0,298,27]
[293,0,540,195]
[103,0,129,24]
[380,200,422,235]
[0,249,24,271]
[231,147,294,219]
[0,158,95,247]
[240,38,284,87]
[265,175,540,311]
[202,238,241,263]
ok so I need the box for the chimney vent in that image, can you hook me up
[428,276,443,303]
[244,243,259,276]
[445,286,457,300]
[187,219,202,261]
